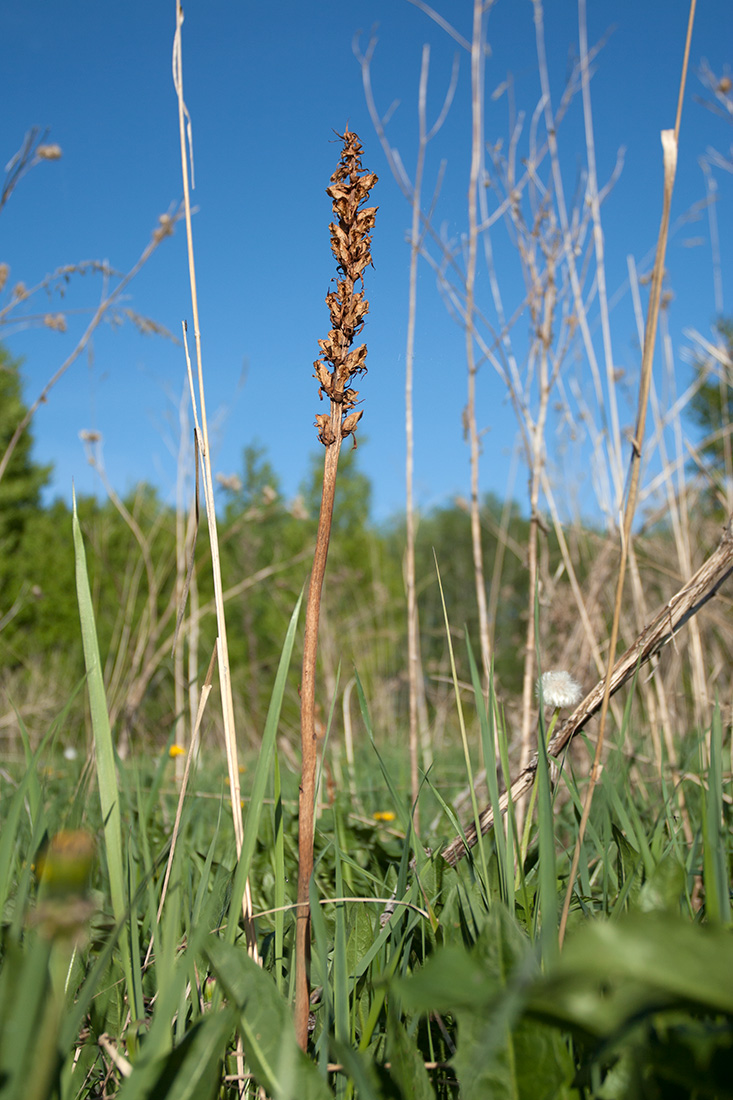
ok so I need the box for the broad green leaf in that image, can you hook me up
[453,1009,577,1100]
[637,849,685,913]
[73,492,142,1022]
[395,945,496,1015]
[206,938,330,1100]
[529,913,733,1037]
[386,1014,434,1100]
[142,1008,238,1100]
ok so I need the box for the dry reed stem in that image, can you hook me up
[558,0,697,946]
[404,45,430,830]
[173,386,192,776]
[465,0,493,701]
[357,31,457,802]
[442,507,733,866]
[295,129,377,1050]
[172,2,257,956]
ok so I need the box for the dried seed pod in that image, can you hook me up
[341,410,363,439]
[315,413,337,446]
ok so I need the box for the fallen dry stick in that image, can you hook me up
[442,513,733,867]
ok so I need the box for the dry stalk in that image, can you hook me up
[172,1,256,955]
[442,507,733,867]
[357,31,458,815]
[558,0,697,945]
[295,129,377,1051]
[174,384,195,777]
[405,45,430,829]
[465,0,493,698]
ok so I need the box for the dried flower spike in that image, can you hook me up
[297,129,377,1051]
[536,670,582,710]
[312,128,377,446]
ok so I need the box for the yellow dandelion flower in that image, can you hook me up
[373,811,396,823]
[168,744,186,758]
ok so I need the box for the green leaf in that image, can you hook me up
[346,902,375,978]
[143,1009,238,1100]
[0,936,59,1100]
[637,849,685,914]
[226,592,302,943]
[206,938,330,1100]
[395,945,495,1015]
[612,823,643,912]
[73,491,142,1022]
[386,1014,434,1100]
[529,913,733,1038]
[453,1009,577,1100]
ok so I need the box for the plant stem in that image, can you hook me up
[295,417,342,1050]
[518,707,559,875]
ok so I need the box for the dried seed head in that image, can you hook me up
[536,670,582,710]
[43,312,67,332]
[36,143,62,161]
[313,129,377,445]
[0,263,9,293]
[153,213,175,243]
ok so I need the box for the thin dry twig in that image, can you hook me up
[1,127,61,213]
[0,215,179,487]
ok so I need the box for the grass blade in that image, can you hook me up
[226,592,302,943]
[72,489,142,1023]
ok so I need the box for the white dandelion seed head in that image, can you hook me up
[536,670,582,710]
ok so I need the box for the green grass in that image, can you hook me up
[2,694,731,1098]
[0,513,731,1099]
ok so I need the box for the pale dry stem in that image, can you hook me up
[173,0,256,955]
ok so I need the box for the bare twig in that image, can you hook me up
[0,215,178,487]
[1,127,61,213]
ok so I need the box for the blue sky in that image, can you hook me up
[2,0,731,524]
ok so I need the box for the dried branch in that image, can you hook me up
[442,511,733,867]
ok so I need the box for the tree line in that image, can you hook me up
[1,334,729,757]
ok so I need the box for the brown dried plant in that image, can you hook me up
[295,128,377,1051]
